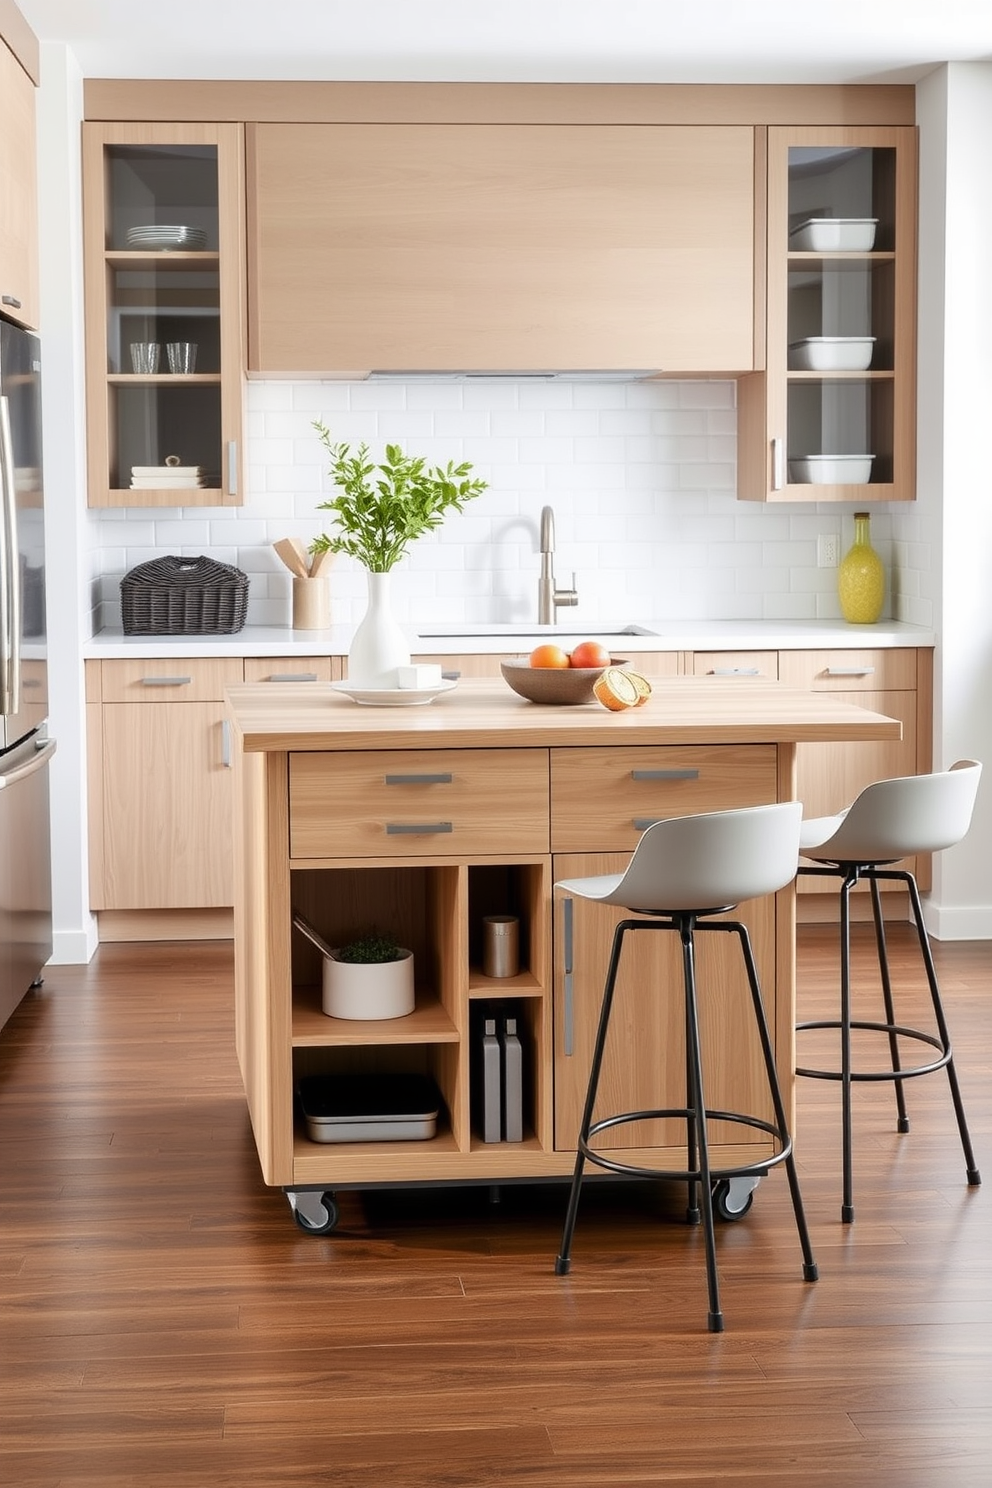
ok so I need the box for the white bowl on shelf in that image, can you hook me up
[788,454,874,485]
[788,336,876,372]
[789,218,878,252]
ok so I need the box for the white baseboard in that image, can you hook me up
[921,899,992,941]
[49,919,100,965]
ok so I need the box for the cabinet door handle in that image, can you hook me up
[221,718,232,768]
[563,896,574,1057]
[267,672,318,682]
[140,675,192,687]
[630,768,699,781]
[384,821,453,835]
[384,773,453,785]
[441,671,461,680]
[711,667,760,676]
[1,294,22,310]
[823,666,876,677]
[772,436,785,491]
[226,440,238,496]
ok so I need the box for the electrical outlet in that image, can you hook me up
[817,534,839,569]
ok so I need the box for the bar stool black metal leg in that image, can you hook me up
[869,873,910,1133]
[731,923,818,1281]
[555,921,629,1276]
[684,986,700,1226]
[680,922,723,1333]
[902,873,982,1187]
[839,872,856,1223]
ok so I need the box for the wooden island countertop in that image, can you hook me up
[225,673,901,753]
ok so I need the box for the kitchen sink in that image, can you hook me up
[414,623,659,639]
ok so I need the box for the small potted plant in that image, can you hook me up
[324,929,416,1021]
[312,422,488,686]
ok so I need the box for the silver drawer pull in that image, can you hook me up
[823,666,875,677]
[630,768,699,781]
[221,718,232,768]
[385,773,453,785]
[385,821,453,835]
[1,294,22,310]
[140,675,192,686]
[633,817,662,831]
[441,671,461,680]
[711,667,760,676]
[267,672,318,682]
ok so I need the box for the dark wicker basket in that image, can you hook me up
[120,555,249,636]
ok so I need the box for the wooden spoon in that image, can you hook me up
[273,537,310,578]
[309,547,335,577]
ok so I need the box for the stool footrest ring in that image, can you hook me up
[796,1018,950,1083]
[579,1106,793,1184]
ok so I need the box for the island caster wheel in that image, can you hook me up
[288,1190,340,1234]
[712,1176,758,1222]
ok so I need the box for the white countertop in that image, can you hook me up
[83,618,935,660]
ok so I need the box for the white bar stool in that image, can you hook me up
[797,759,982,1223]
[553,801,818,1334]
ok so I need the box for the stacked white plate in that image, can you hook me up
[125,225,208,251]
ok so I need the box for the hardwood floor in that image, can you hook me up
[0,925,989,1486]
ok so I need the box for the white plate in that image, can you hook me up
[330,679,458,707]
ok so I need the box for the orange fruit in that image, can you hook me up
[593,667,639,711]
[529,643,570,668]
[624,670,652,706]
[568,640,612,670]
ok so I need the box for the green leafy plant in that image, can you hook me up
[311,421,488,572]
[335,931,406,965]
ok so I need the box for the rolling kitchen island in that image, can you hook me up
[225,674,900,1230]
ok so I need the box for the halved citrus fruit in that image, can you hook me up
[593,667,640,711]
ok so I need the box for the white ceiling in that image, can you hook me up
[14,0,992,84]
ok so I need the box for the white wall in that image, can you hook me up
[917,63,992,939]
[90,378,929,634]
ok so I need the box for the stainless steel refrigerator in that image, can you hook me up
[1,314,54,1032]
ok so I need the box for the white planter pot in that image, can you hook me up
[322,948,416,1020]
[347,569,411,688]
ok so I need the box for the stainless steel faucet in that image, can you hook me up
[537,505,579,625]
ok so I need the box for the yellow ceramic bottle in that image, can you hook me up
[838,511,884,624]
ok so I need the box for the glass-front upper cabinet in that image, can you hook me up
[739,126,917,502]
[82,123,245,507]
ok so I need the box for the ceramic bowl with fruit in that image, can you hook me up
[500,640,622,704]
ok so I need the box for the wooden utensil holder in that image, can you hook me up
[292,576,330,630]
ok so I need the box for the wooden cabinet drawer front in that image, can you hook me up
[99,657,244,703]
[692,651,778,680]
[778,649,917,693]
[289,748,549,858]
[551,745,778,852]
[243,657,334,684]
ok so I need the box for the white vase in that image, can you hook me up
[347,569,411,688]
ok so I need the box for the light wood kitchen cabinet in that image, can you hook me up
[86,658,243,915]
[551,743,780,1152]
[246,123,756,374]
[81,121,246,507]
[777,647,931,896]
[738,125,917,502]
[0,33,39,330]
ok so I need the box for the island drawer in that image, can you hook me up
[96,656,244,703]
[289,748,550,859]
[778,649,917,693]
[550,745,778,852]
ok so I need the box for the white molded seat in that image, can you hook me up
[553,801,818,1333]
[797,759,982,1224]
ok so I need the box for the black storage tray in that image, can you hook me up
[298,1074,441,1144]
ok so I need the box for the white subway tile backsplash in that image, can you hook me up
[88,378,930,630]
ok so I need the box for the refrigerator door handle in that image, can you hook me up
[0,736,56,789]
[0,394,21,717]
